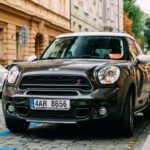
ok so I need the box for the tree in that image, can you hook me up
[123,12,134,37]
[124,0,145,38]
[124,0,145,48]
[144,17,150,51]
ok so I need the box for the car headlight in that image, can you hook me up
[7,66,19,84]
[98,66,120,84]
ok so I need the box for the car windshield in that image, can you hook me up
[41,36,125,60]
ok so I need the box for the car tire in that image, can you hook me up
[5,117,30,133]
[143,94,150,118]
[143,106,150,118]
[0,92,2,99]
[120,91,134,137]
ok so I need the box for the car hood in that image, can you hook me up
[18,59,127,76]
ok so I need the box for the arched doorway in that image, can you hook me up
[35,33,44,57]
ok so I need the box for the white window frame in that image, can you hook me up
[84,0,89,14]
[99,0,103,18]
[74,0,80,8]
[93,0,97,19]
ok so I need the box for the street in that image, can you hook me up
[0,100,150,150]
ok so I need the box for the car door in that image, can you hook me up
[127,38,149,110]
[134,42,150,98]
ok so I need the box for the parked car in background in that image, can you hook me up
[2,32,150,137]
[0,65,8,93]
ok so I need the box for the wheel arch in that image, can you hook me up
[118,76,137,118]
[128,83,136,107]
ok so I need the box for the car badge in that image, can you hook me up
[75,79,81,85]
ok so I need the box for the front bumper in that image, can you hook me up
[2,86,124,124]
[0,84,2,92]
[0,83,4,92]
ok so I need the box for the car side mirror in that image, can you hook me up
[134,54,150,66]
[27,55,37,62]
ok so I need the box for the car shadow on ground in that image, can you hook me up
[20,113,149,140]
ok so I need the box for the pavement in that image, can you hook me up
[0,100,150,150]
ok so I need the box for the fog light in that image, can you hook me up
[8,105,15,113]
[99,107,107,116]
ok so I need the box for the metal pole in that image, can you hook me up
[118,0,120,32]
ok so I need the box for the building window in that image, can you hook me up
[93,0,97,19]
[35,33,44,57]
[103,0,106,23]
[110,4,114,21]
[85,28,88,32]
[79,25,82,32]
[73,21,76,30]
[99,0,103,18]
[74,0,79,8]
[106,0,111,20]
[84,0,89,14]
[16,31,25,61]
[49,0,61,14]
[107,8,110,20]
[114,13,118,29]
[16,32,20,60]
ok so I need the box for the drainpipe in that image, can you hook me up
[70,0,71,31]
[118,0,120,32]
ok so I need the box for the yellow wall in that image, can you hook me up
[0,0,71,65]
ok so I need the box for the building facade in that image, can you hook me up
[71,0,123,32]
[0,0,70,65]
[0,0,124,65]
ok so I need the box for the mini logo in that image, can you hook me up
[75,79,81,85]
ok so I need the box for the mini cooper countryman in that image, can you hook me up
[2,32,150,137]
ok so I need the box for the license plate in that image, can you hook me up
[30,99,70,110]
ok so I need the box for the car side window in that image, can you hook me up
[127,38,139,60]
[134,42,143,54]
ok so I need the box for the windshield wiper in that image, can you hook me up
[40,57,57,60]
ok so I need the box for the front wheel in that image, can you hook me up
[143,94,150,118]
[119,91,134,137]
[5,117,30,133]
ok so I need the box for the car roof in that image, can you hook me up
[56,32,134,40]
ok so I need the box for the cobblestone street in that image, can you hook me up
[0,100,150,150]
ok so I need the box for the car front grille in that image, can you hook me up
[19,75,92,92]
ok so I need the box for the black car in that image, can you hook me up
[2,32,150,137]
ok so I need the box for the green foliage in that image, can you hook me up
[124,0,145,39]
[144,17,150,51]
